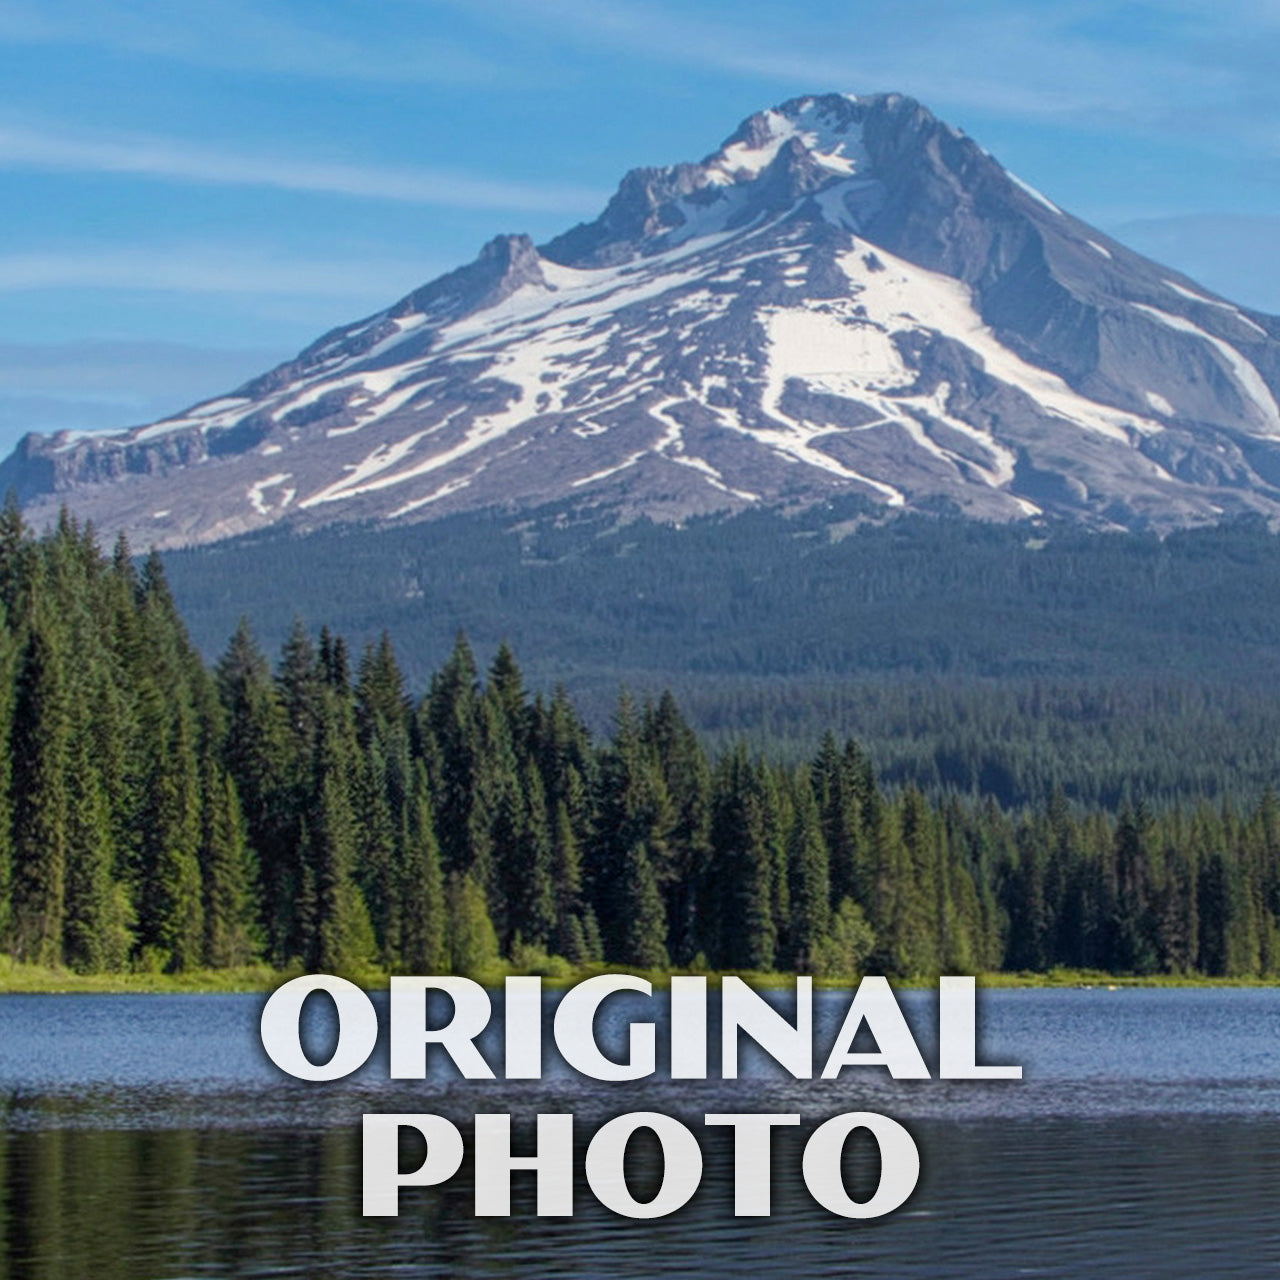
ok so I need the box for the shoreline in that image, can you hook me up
[1,957,1277,995]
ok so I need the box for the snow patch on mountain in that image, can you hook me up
[10,90,1280,545]
[247,473,292,515]
[708,97,868,184]
[1008,173,1062,215]
[1134,304,1280,430]
[841,242,1162,443]
[1162,280,1268,338]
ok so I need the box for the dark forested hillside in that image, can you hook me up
[6,500,1280,980]
[162,501,1280,807]
[164,501,1280,686]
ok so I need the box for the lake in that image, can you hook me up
[1,987,1279,1277]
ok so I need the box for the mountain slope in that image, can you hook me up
[7,92,1280,546]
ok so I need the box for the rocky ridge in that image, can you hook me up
[6,92,1280,546]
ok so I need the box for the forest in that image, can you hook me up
[4,501,1280,981]
[162,497,1280,807]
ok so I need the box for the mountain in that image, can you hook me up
[7,91,1280,546]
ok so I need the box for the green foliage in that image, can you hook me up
[163,504,1280,809]
[811,899,876,978]
[446,872,501,976]
[9,621,68,965]
[508,936,575,979]
[5,504,1280,982]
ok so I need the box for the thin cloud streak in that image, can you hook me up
[0,0,512,86]
[0,339,288,394]
[0,339,294,444]
[0,247,448,299]
[0,123,606,213]
[450,0,1261,133]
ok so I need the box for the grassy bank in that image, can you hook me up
[1,955,1277,994]
[0,956,299,993]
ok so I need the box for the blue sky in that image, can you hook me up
[4,0,1280,450]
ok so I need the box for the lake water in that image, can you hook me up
[1,987,1279,1277]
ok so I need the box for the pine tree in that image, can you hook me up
[278,619,324,748]
[398,763,447,971]
[447,872,500,976]
[812,734,865,909]
[496,760,555,952]
[9,623,68,966]
[356,632,408,748]
[1113,805,1158,974]
[199,766,258,968]
[141,701,205,971]
[0,624,17,942]
[549,799,588,961]
[709,750,776,971]
[812,899,876,978]
[487,642,530,752]
[353,744,398,964]
[786,771,830,971]
[618,842,669,969]
[590,692,676,959]
[424,634,489,878]
[62,720,131,972]
[0,489,25,619]
[216,619,292,962]
[643,691,712,964]
[304,697,375,974]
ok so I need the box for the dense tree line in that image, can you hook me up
[685,676,1280,809]
[162,500,1280,807]
[164,499,1280,694]
[5,505,1280,979]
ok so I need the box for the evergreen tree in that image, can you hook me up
[0,490,25,618]
[398,763,447,971]
[424,634,490,879]
[353,745,398,964]
[447,872,500,975]
[709,750,776,971]
[62,722,131,972]
[617,842,669,969]
[356,632,407,748]
[139,701,204,971]
[549,799,589,961]
[9,623,68,966]
[2,520,1280,990]
[812,899,876,978]
[199,766,258,968]
[1113,805,1159,974]
[304,697,375,974]
[496,760,555,951]
[216,619,292,963]
[487,641,530,752]
[786,771,830,970]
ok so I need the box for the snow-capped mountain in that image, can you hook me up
[7,92,1280,547]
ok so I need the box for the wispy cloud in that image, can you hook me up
[0,0,511,85]
[0,339,291,444]
[0,247,446,299]
[0,339,287,394]
[448,0,1267,132]
[0,122,605,213]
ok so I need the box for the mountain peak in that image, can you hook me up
[706,93,872,183]
[398,231,546,319]
[541,91,930,268]
[5,91,1280,546]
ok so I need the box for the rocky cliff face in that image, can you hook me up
[7,92,1280,546]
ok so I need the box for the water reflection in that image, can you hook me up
[1,989,1279,1277]
[2,1117,1279,1278]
